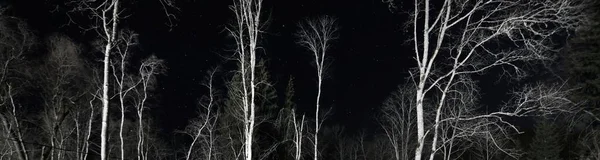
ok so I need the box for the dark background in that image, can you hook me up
[6,0,516,135]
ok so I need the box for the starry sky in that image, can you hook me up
[135,0,412,133]
[7,0,519,134]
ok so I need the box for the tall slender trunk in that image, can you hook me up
[247,42,256,160]
[137,111,143,160]
[8,86,27,160]
[50,133,55,160]
[101,1,119,159]
[314,73,321,160]
[232,1,262,159]
[117,42,133,160]
[138,79,149,160]
[0,114,25,160]
[240,52,250,160]
[186,129,202,160]
[415,0,430,158]
[239,41,250,160]
[100,36,111,160]
[119,66,125,160]
[100,44,110,160]
[415,81,425,160]
[75,113,81,160]
[428,71,456,160]
[208,124,214,160]
[293,110,304,160]
[84,98,94,160]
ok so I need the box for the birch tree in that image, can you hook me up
[135,55,165,160]
[391,0,589,159]
[70,1,175,159]
[378,83,417,160]
[220,59,280,160]
[81,86,100,160]
[278,77,305,160]
[290,109,305,160]
[184,68,219,160]
[296,15,338,160]
[227,0,264,159]
[71,1,120,159]
[98,3,118,159]
[110,30,139,160]
[38,34,90,160]
[110,30,164,160]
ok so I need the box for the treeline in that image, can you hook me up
[0,0,598,160]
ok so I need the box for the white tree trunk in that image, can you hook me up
[0,113,25,160]
[185,69,216,160]
[83,97,95,160]
[248,44,256,160]
[314,74,321,160]
[100,1,119,159]
[405,0,586,159]
[292,109,305,160]
[138,76,149,160]
[229,1,263,159]
[414,82,425,160]
[118,59,126,160]
[100,35,110,160]
[7,85,27,160]
[296,16,338,160]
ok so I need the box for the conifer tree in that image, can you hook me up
[564,3,600,109]
[528,118,563,160]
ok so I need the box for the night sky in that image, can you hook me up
[7,0,516,134]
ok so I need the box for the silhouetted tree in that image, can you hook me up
[220,60,280,160]
[528,118,563,160]
[557,3,600,158]
[563,3,600,109]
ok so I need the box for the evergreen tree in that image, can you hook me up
[563,3,600,109]
[561,4,600,158]
[528,118,563,160]
[220,59,280,159]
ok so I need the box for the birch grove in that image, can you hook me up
[70,0,174,159]
[0,9,35,160]
[405,0,587,159]
[0,0,599,159]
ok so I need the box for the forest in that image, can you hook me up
[0,0,599,159]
